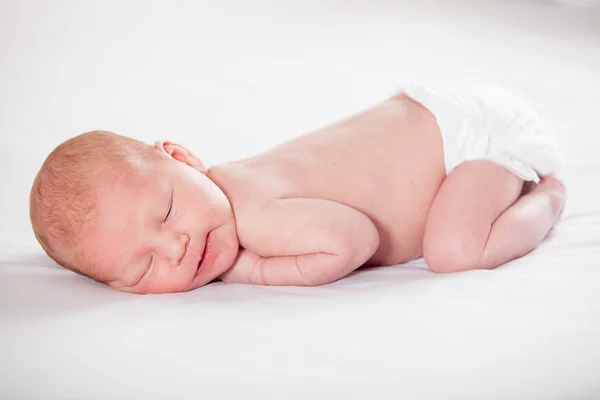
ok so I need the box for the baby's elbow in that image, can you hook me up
[361,223,380,262]
[336,222,380,267]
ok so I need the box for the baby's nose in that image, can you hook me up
[162,232,190,267]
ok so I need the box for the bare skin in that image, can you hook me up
[213,94,565,286]
[79,93,565,293]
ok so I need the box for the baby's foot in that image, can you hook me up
[532,175,566,220]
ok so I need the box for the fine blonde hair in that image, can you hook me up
[29,130,155,274]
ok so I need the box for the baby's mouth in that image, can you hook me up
[195,233,212,276]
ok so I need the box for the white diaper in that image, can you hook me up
[402,84,563,183]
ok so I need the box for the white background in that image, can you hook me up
[1,1,600,399]
[2,0,599,244]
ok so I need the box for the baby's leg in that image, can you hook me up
[423,160,565,273]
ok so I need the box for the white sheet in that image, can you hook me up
[1,1,599,399]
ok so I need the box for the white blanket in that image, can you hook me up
[1,1,599,399]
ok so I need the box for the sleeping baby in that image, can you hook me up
[29,85,565,294]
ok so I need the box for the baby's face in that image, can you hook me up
[79,142,239,294]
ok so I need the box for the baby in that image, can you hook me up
[29,85,565,294]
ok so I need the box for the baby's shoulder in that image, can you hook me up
[208,162,284,211]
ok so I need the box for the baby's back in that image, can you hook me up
[210,94,446,265]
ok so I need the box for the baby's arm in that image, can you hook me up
[219,198,380,286]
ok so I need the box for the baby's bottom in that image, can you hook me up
[423,160,565,273]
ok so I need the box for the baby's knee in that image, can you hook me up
[423,238,481,274]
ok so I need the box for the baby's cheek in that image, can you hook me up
[145,266,190,294]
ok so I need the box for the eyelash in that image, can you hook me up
[133,255,154,287]
[136,191,171,286]
[164,192,173,223]
[144,255,155,278]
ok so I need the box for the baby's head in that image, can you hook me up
[30,131,239,294]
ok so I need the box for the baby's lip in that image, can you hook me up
[195,231,212,276]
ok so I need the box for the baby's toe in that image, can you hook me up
[539,175,565,192]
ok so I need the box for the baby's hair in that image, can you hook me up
[29,131,156,275]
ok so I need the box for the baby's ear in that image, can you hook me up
[154,140,206,173]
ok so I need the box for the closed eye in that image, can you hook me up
[132,255,154,287]
[164,191,173,222]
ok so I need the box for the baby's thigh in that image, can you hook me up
[423,160,524,255]
[436,160,524,220]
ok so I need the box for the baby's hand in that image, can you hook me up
[219,247,334,286]
[219,248,264,284]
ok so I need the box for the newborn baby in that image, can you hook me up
[30,85,565,294]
